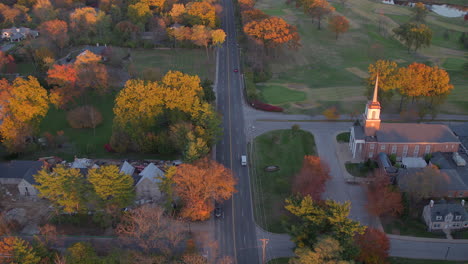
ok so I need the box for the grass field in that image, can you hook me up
[251,0,468,115]
[250,129,316,233]
[130,48,216,81]
[336,132,350,142]
[32,93,176,161]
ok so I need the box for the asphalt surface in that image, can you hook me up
[214,0,259,263]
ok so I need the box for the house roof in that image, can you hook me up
[402,157,428,168]
[0,160,44,185]
[137,163,164,185]
[376,123,459,143]
[120,161,135,176]
[426,200,468,222]
[353,125,365,140]
[71,158,93,168]
[431,152,468,191]
[450,123,468,137]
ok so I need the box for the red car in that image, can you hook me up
[233,69,239,73]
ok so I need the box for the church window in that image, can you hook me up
[391,145,397,154]
[436,216,442,221]
[370,144,375,149]
[413,145,419,157]
[402,145,408,157]
[368,152,374,158]
[446,145,448,149]
[455,215,461,221]
[381,145,386,150]
[425,145,431,154]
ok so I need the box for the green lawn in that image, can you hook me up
[258,84,307,104]
[345,162,375,178]
[250,129,316,233]
[267,258,290,264]
[389,257,464,264]
[336,132,350,143]
[251,0,468,114]
[31,93,176,161]
[130,48,216,81]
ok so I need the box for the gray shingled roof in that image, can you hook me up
[428,200,468,222]
[0,160,44,184]
[431,152,468,192]
[353,125,365,140]
[376,123,459,143]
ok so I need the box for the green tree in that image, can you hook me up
[393,22,432,52]
[88,165,135,211]
[157,166,177,212]
[183,132,209,162]
[34,165,88,213]
[66,242,99,264]
[289,236,353,264]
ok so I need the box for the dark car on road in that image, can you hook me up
[214,205,222,218]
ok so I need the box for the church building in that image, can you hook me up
[349,77,460,160]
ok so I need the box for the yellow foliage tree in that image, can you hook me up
[211,29,226,47]
[186,2,216,28]
[169,4,185,23]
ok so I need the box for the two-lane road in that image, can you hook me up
[214,0,259,262]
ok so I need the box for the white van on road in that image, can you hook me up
[241,155,247,166]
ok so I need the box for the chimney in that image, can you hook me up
[462,200,465,207]
[430,200,434,208]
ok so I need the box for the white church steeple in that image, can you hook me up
[364,75,381,136]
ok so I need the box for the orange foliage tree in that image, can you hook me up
[243,17,301,49]
[398,62,453,99]
[0,76,50,153]
[47,64,78,108]
[74,51,109,94]
[38,19,69,55]
[292,156,330,200]
[185,2,216,28]
[302,0,335,29]
[0,51,15,73]
[238,0,255,11]
[173,158,237,220]
[355,227,390,264]
[366,172,403,217]
[328,14,349,39]
[241,9,269,24]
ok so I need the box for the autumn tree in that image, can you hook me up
[116,205,186,253]
[47,64,78,107]
[33,0,57,23]
[367,60,400,97]
[398,62,453,100]
[285,195,365,258]
[38,19,69,55]
[322,106,339,120]
[328,14,349,39]
[400,165,450,207]
[185,2,216,28]
[88,165,135,211]
[69,7,104,41]
[238,0,255,11]
[191,25,212,58]
[115,20,140,42]
[169,3,186,23]
[244,17,301,49]
[393,22,432,52]
[241,9,269,23]
[355,228,390,264]
[0,3,22,26]
[169,122,193,152]
[127,2,152,24]
[0,237,41,264]
[211,29,227,47]
[412,2,428,23]
[302,0,335,30]
[366,172,403,217]
[173,158,236,220]
[0,51,14,73]
[290,236,352,264]
[292,156,330,200]
[0,76,49,153]
[66,242,99,264]
[34,165,88,213]
[74,51,109,94]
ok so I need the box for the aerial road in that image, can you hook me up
[214,0,260,262]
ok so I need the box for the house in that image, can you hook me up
[134,163,164,201]
[1,27,39,42]
[349,77,460,160]
[422,200,468,232]
[0,160,44,196]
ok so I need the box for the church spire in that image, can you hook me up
[372,75,379,103]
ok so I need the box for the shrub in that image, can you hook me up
[67,106,103,129]
[250,100,283,112]
[389,154,397,165]
[323,106,340,120]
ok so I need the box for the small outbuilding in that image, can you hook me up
[135,163,164,201]
[0,160,43,196]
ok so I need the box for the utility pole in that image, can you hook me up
[259,238,269,264]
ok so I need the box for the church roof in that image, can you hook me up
[376,123,459,143]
